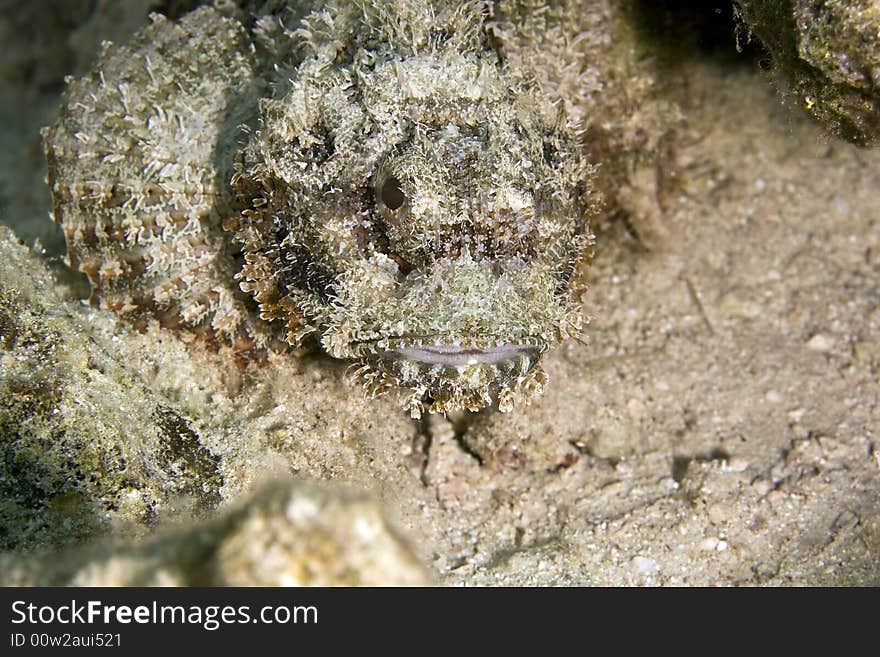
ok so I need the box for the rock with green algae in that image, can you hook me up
[0,478,429,586]
[735,0,880,146]
[0,226,224,552]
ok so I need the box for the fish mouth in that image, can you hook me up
[347,336,549,416]
[392,343,540,367]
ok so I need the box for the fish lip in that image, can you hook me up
[349,334,547,363]
[392,343,540,367]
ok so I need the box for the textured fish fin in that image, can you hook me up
[43,8,274,352]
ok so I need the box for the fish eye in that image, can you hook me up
[379,176,406,211]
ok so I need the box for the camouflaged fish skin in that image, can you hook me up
[43,1,653,417]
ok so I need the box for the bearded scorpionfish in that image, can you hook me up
[44,0,671,417]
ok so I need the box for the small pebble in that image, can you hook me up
[633,556,658,574]
[699,537,719,551]
[806,334,834,352]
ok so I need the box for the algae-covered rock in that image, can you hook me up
[736,0,880,146]
[0,227,223,551]
[0,478,428,586]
